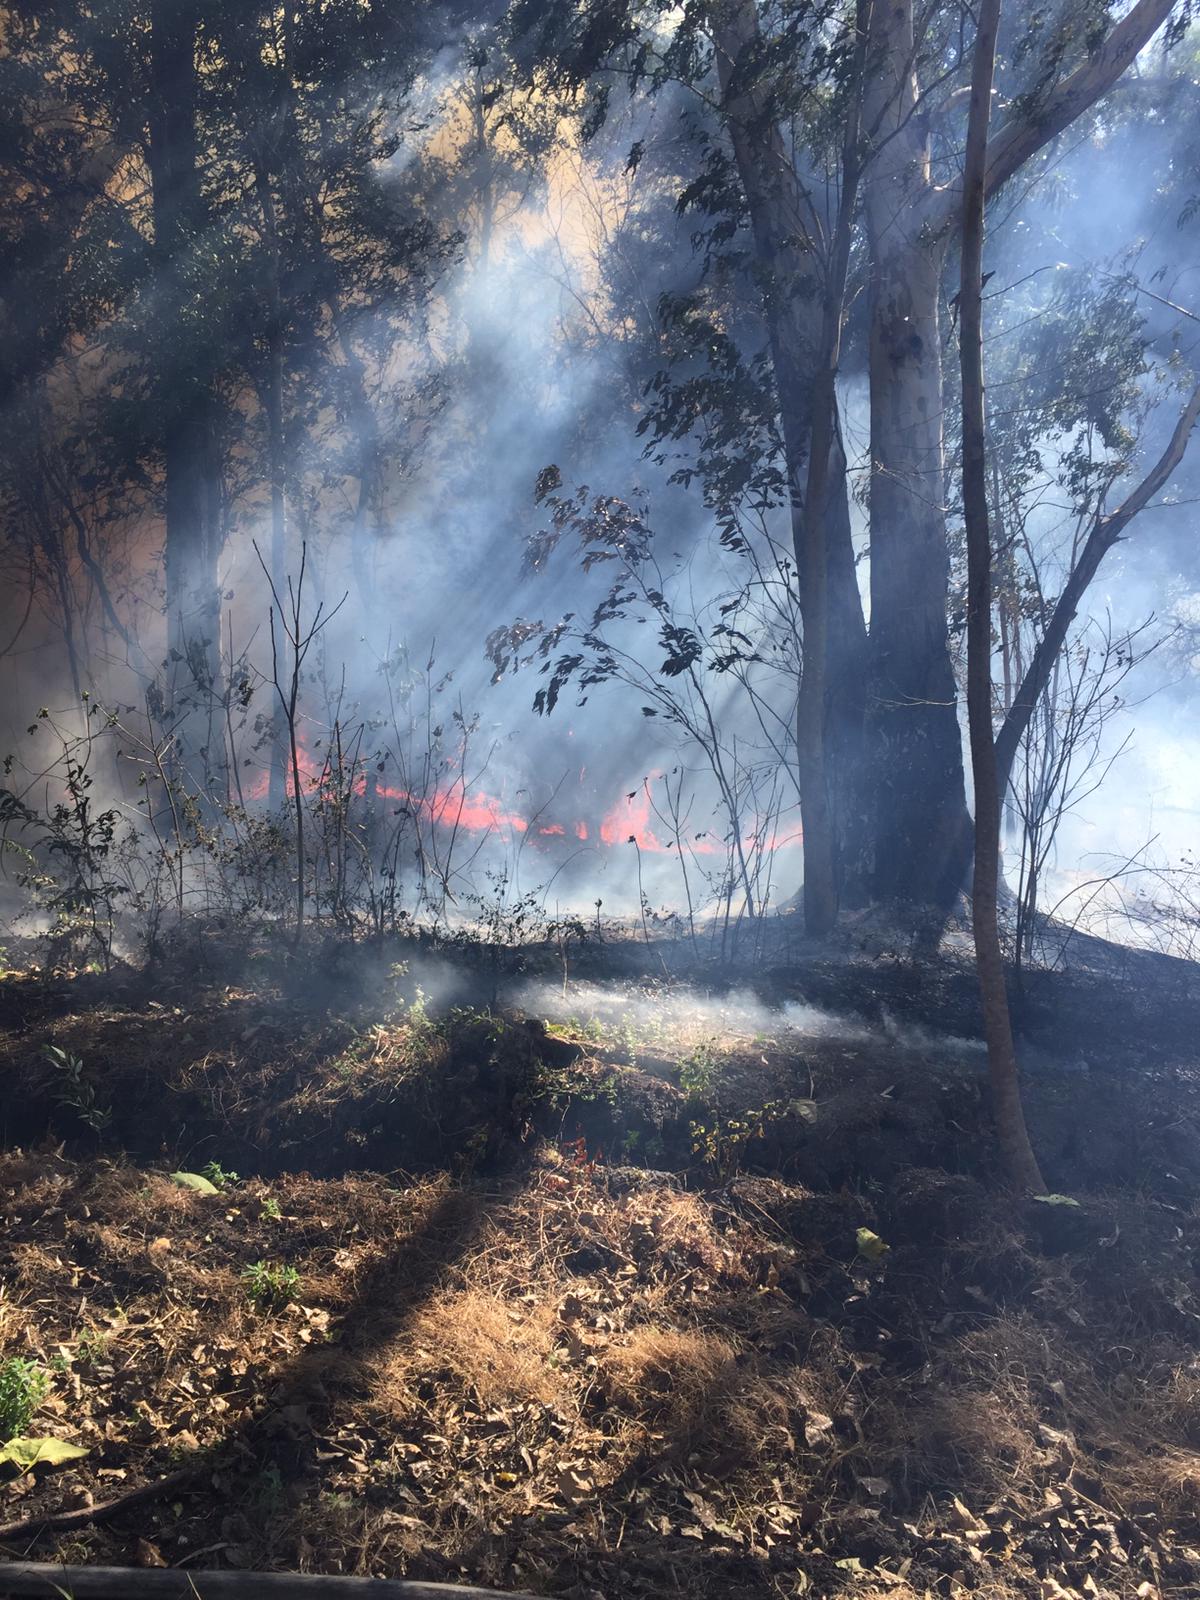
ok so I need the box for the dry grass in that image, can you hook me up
[383,1286,562,1411]
[601,1325,738,1419]
[2,949,1200,1599]
[1,1135,1198,1599]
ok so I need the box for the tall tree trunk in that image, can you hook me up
[147,0,226,800]
[823,420,871,906]
[960,0,1044,1192]
[795,0,871,935]
[863,0,970,914]
[713,0,871,922]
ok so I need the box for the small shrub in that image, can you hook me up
[679,1039,720,1100]
[75,1328,110,1368]
[242,1260,301,1311]
[200,1160,240,1191]
[407,986,435,1037]
[0,1357,50,1442]
[41,1043,111,1133]
[690,1100,785,1180]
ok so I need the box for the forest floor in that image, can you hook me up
[0,918,1199,1599]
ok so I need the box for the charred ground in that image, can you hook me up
[0,924,1198,1599]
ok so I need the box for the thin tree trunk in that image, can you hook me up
[49,524,84,702]
[334,319,382,620]
[147,0,226,801]
[253,150,290,813]
[824,419,871,904]
[960,0,1045,1193]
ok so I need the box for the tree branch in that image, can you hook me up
[994,379,1200,801]
[927,0,1177,238]
[0,1469,197,1545]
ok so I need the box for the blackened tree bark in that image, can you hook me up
[147,0,226,796]
[713,0,871,922]
[960,0,1045,1193]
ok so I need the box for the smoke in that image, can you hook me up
[3,21,1199,937]
[513,977,987,1060]
[198,61,805,918]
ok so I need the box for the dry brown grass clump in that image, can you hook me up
[382,1286,562,1412]
[600,1325,739,1422]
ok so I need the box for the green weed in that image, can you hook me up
[242,1260,301,1312]
[0,1357,50,1442]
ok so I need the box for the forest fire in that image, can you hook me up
[4,6,1200,1600]
[246,740,795,857]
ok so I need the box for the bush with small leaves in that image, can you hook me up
[0,1357,50,1442]
[242,1261,301,1312]
[200,1160,240,1191]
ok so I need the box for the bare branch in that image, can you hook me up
[995,380,1200,800]
[927,0,1177,237]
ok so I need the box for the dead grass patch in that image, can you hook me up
[601,1324,740,1422]
[596,1324,807,1473]
[383,1286,562,1412]
[899,1383,1041,1498]
[3,949,1200,1599]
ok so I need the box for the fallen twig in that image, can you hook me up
[0,1470,198,1546]
[0,1564,544,1599]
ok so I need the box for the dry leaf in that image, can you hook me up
[136,1539,167,1568]
[948,1496,986,1534]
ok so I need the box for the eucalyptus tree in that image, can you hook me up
[0,86,122,702]
[2,0,258,791]
[508,0,875,923]
[860,0,1186,909]
[506,0,1194,928]
[0,0,468,800]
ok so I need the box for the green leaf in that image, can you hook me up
[1031,1193,1082,1208]
[856,1227,890,1260]
[0,1436,89,1469]
[170,1171,219,1195]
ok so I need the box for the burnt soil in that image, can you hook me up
[0,925,1198,1599]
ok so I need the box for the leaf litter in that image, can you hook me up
[1,949,1200,1597]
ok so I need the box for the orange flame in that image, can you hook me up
[245,741,799,855]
